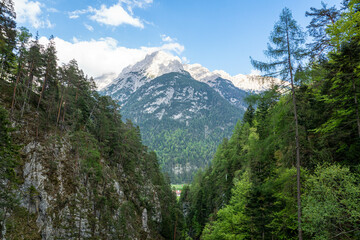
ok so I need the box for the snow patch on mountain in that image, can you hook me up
[183,64,218,85]
[144,106,159,114]
[94,72,118,90]
[106,51,184,94]
[184,63,282,92]
[172,112,183,120]
[156,109,166,120]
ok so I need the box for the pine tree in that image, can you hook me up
[250,8,306,240]
[243,104,255,126]
[11,27,32,112]
[37,36,58,110]
[21,34,43,116]
[318,40,360,139]
[0,0,16,80]
[305,2,341,60]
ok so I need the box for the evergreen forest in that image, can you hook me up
[179,1,360,239]
[0,0,181,238]
[1,0,360,239]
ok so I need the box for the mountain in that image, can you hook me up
[184,63,282,93]
[101,51,272,183]
[121,72,243,182]
[184,64,249,110]
[103,51,186,104]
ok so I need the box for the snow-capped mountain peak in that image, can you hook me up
[144,51,184,78]
[183,63,218,84]
[102,51,186,103]
[184,63,282,92]
[102,50,283,105]
[123,51,184,80]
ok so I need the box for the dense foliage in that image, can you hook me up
[180,1,360,239]
[0,1,182,238]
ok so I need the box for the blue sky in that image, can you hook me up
[13,0,343,81]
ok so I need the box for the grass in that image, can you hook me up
[171,184,184,190]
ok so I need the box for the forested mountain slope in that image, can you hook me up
[121,72,243,183]
[0,2,182,238]
[180,2,360,239]
[102,52,250,183]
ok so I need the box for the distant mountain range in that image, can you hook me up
[100,51,280,183]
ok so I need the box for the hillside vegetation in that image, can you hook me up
[0,1,182,238]
[121,72,243,183]
[180,1,360,239]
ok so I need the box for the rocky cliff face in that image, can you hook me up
[0,77,178,239]
[7,118,164,239]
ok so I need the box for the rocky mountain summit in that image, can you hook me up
[101,51,277,183]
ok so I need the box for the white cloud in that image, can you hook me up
[121,0,153,9]
[68,9,88,19]
[38,36,185,87]
[249,69,261,76]
[161,34,176,43]
[68,1,151,28]
[47,7,58,13]
[182,56,190,64]
[13,0,53,28]
[84,23,94,32]
[89,3,144,28]
[157,43,184,55]
[121,0,153,14]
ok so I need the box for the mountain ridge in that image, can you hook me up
[101,50,281,95]
[100,51,271,183]
[120,72,243,182]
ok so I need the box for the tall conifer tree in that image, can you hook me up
[250,8,306,240]
[0,0,16,79]
[305,2,340,58]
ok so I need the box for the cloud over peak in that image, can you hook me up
[38,36,185,88]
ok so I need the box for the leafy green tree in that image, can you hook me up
[251,8,306,239]
[327,0,360,46]
[314,30,360,140]
[302,164,360,239]
[202,171,252,240]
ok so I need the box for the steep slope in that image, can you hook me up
[103,51,185,105]
[102,51,252,109]
[121,72,243,183]
[102,51,281,183]
[0,76,180,239]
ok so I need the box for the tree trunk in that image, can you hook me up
[21,61,35,117]
[37,69,49,110]
[0,55,5,80]
[56,94,64,125]
[353,80,360,138]
[286,18,303,240]
[11,62,24,113]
